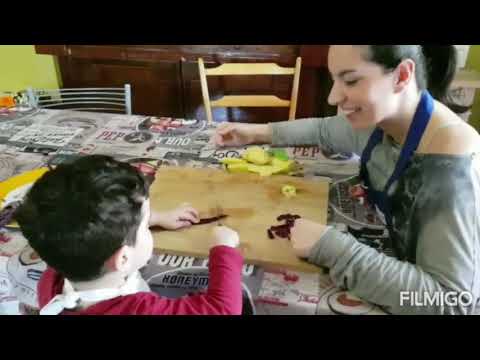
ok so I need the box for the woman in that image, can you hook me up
[213,45,480,315]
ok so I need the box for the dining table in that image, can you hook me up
[0,106,390,315]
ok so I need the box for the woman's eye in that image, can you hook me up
[345,79,359,86]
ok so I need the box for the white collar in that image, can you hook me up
[40,271,148,315]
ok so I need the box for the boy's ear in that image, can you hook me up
[105,245,132,273]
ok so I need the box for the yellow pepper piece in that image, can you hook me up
[247,164,274,177]
[227,163,250,173]
[221,158,247,165]
[242,146,271,165]
[281,185,297,198]
[271,158,295,174]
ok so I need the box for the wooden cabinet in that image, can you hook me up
[35,45,336,122]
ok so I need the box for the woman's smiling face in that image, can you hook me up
[327,45,400,129]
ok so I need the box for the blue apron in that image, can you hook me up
[359,90,434,230]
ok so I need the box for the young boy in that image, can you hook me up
[14,155,243,315]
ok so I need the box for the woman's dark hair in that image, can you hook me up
[15,155,149,282]
[361,45,457,102]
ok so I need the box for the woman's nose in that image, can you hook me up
[327,81,345,107]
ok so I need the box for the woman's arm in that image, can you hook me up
[306,164,480,315]
[270,115,372,155]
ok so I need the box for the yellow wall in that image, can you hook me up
[0,45,61,93]
[466,45,480,130]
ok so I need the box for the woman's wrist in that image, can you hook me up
[254,124,273,144]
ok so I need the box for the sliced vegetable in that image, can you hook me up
[242,146,271,165]
[227,163,250,173]
[281,185,297,198]
[220,158,247,165]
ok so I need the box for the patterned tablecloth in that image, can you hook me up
[0,107,390,315]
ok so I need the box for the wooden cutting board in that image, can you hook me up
[149,167,330,273]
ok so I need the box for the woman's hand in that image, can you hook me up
[290,219,329,258]
[212,123,272,147]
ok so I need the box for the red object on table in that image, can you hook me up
[349,184,366,198]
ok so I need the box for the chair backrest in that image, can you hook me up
[26,84,132,115]
[198,57,302,124]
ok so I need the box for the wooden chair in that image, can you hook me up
[198,57,302,124]
[26,84,132,115]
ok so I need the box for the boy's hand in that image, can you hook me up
[149,203,200,230]
[210,225,239,248]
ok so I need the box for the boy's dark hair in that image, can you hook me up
[15,155,149,282]
[361,45,457,102]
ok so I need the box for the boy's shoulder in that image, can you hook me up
[59,292,165,315]
[38,267,168,315]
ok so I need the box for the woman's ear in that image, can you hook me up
[393,59,415,93]
[105,245,132,273]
